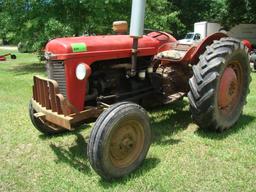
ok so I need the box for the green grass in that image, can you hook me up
[0,49,256,192]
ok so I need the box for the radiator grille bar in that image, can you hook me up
[46,61,67,98]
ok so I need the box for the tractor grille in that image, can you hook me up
[46,60,67,98]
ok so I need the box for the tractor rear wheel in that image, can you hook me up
[87,102,151,180]
[29,100,66,135]
[188,37,250,131]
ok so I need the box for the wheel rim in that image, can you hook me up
[109,119,145,168]
[218,61,242,115]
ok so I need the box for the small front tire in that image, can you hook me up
[87,102,151,180]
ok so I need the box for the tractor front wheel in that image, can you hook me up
[87,102,151,180]
[188,37,251,131]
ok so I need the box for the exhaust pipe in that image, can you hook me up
[129,0,146,76]
[130,0,146,38]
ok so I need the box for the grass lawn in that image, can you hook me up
[0,49,256,192]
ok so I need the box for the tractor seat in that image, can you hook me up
[155,49,187,60]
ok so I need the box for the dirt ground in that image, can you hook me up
[0,46,17,51]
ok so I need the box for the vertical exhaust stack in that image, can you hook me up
[129,0,146,76]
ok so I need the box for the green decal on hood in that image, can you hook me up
[71,43,87,52]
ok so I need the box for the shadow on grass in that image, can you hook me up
[98,157,160,187]
[196,114,255,140]
[48,132,160,183]
[149,100,190,145]
[39,123,89,141]
[8,62,45,75]
[39,124,91,174]
[49,133,92,175]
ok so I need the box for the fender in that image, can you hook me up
[154,33,228,65]
[189,32,228,65]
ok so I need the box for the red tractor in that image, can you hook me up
[29,0,251,180]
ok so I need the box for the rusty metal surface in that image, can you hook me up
[32,98,104,130]
[109,119,145,168]
[33,76,67,114]
[155,44,197,64]
[155,63,191,94]
[218,61,242,115]
[218,67,238,109]
[32,76,81,116]
[31,99,73,129]
[32,75,104,129]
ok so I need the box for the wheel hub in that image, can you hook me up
[121,136,134,151]
[109,121,144,168]
[218,67,238,109]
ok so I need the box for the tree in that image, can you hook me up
[170,0,226,37]
[0,0,221,50]
[0,0,185,50]
[220,0,256,28]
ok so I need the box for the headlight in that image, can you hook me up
[76,63,87,80]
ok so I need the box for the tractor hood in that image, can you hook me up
[45,34,176,62]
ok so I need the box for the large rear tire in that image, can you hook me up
[188,37,251,131]
[29,100,66,135]
[87,102,151,180]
